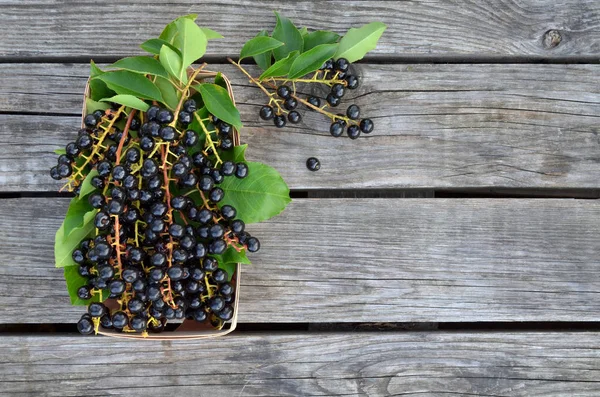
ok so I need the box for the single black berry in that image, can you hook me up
[335,58,349,72]
[183,99,197,113]
[197,209,213,225]
[156,109,174,125]
[77,316,94,335]
[345,75,359,90]
[331,83,345,98]
[111,165,126,181]
[235,163,248,178]
[65,142,80,158]
[259,105,274,120]
[209,187,224,203]
[159,126,176,141]
[284,97,298,110]
[182,130,198,147]
[221,161,236,176]
[277,85,291,99]
[108,279,126,295]
[139,136,155,152]
[231,219,245,234]
[221,205,236,219]
[125,147,140,164]
[77,285,92,300]
[217,306,234,321]
[346,104,360,120]
[147,105,160,121]
[203,257,218,272]
[50,166,61,180]
[88,302,107,318]
[347,125,360,139]
[212,269,228,284]
[76,134,93,150]
[306,157,320,171]
[88,193,104,209]
[330,121,344,137]
[130,316,147,332]
[326,93,341,107]
[359,118,374,134]
[84,114,98,128]
[57,163,72,178]
[178,111,192,126]
[307,96,321,108]
[273,114,286,128]
[288,111,301,124]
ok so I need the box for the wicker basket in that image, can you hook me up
[81,68,241,339]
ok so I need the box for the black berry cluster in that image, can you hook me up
[242,58,374,172]
[51,99,259,335]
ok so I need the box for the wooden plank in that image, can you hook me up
[2,197,600,324]
[2,1,600,59]
[0,332,598,396]
[1,63,600,191]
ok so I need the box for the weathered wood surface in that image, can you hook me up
[0,332,599,396]
[2,63,600,191]
[2,1,600,60]
[2,197,600,324]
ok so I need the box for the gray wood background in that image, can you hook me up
[0,1,599,395]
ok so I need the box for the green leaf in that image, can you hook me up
[303,30,340,51]
[154,76,179,110]
[220,144,247,162]
[63,195,95,236]
[55,207,97,268]
[334,22,387,63]
[213,247,249,281]
[215,246,251,266]
[140,38,181,56]
[240,36,283,60]
[259,51,299,79]
[159,45,187,84]
[159,14,198,43]
[299,27,309,37]
[84,98,110,114]
[213,72,225,89]
[64,265,106,305]
[90,60,104,77]
[78,169,99,199]
[174,18,207,72]
[201,27,223,39]
[288,43,338,79]
[54,148,66,155]
[101,95,149,112]
[198,83,242,129]
[109,56,169,79]
[252,30,272,71]
[219,161,291,224]
[89,61,115,101]
[94,71,163,102]
[217,261,237,281]
[271,12,303,61]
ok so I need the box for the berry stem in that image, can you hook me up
[160,144,177,309]
[170,64,207,127]
[228,58,287,115]
[115,109,137,164]
[193,112,223,166]
[265,73,346,87]
[64,106,126,190]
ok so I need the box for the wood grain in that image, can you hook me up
[1,63,599,191]
[0,332,598,396]
[2,197,600,324]
[1,1,600,60]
